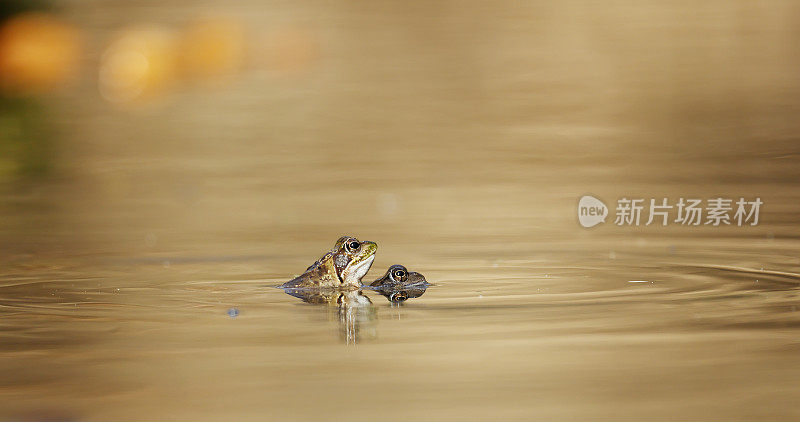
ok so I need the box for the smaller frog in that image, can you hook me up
[370,264,427,288]
[280,236,378,289]
[369,264,428,302]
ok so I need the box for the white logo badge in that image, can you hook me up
[578,195,608,228]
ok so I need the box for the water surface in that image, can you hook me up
[2,1,800,420]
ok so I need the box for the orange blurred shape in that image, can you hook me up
[99,28,176,104]
[179,19,245,81]
[0,13,82,95]
[263,27,319,74]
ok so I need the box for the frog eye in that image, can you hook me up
[346,240,361,252]
[390,291,409,302]
[393,269,406,280]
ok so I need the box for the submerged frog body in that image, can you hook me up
[283,288,373,307]
[369,264,428,302]
[280,236,377,289]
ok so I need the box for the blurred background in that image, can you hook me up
[2,0,799,258]
[1,1,800,421]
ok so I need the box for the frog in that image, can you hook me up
[369,264,428,302]
[369,264,427,288]
[280,236,378,289]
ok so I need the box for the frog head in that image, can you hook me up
[330,236,378,287]
[369,264,427,287]
[369,264,428,303]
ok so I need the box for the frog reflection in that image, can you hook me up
[368,265,429,303]
[282,288,375,344]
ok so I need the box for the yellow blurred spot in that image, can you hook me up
[0,13,82,95]
[99,28,176,103]
[179,19,245,81]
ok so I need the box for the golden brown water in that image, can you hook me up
[2,1,800,421]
